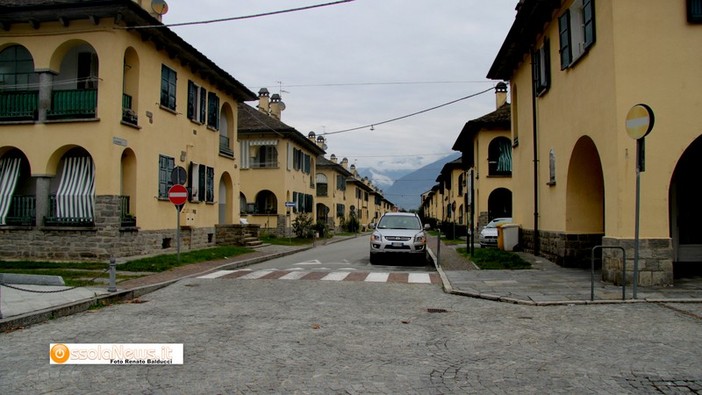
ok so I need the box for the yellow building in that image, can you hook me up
[420,184,443,229]
[0,0,256,261]
[237,90,325,236]
[315,154,353,231]
[488,0,702,285]
[452,83,513,236]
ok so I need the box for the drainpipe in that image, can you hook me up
[530,49,540,256]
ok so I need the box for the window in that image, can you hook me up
[316,174,328,196]
[293,192,313,213]
[336,174,346,191]
[188,162,215,203]
[488,137,512,176]
[558,0,596,69]
[291,148,310,174]
[207,91,219,130]
[160,65,177,111]
[336,204,345,219]
[689,0,702,23]
[158,154,175,198]
[0,45,37,91]
[187,81,206,123]
[533,40,550,96]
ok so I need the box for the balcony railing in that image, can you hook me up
[219,134,234,157]
[47,89,97,120]
[45,194,94,226]
[5,195,35,226]
[122,93,138,125]
[119,195,136,227]
[250,161,279,169]
[0,91,38,121]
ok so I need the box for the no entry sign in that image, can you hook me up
[168,184,188,206]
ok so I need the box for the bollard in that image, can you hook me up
[108,256,117,292]
[0,282,3,319]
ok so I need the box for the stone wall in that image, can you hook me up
[601,237,673,286]
[215,224,261,246]
[520,229,603,268]
[0,195,217,262]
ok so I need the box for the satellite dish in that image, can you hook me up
[151,0,169,15]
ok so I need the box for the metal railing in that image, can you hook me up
[591,245,627,301]
[47,89,97,119]
[45,194,94,226]
[250,161,279,168]
[119,195,136,227]
[5,195,35,226]
[0,90,38,120]
[121,93,138,125]
[219,135,234,157]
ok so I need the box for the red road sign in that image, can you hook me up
[168,184,188,206]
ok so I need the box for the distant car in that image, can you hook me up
[369,212,427,264]
[479,217,512,248]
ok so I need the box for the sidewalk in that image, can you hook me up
[428,235,702,305]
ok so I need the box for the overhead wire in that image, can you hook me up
[320,86,495,136]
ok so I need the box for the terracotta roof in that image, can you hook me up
[487,0,562,80]
[0,0,256,102]
[452,103,511,151]
[238,104,326,156]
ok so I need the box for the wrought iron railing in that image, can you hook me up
[219,135,234,157]
[5,195,35,226]
[119,195,136,227]
[250,161,279,168]
[0,91,38,121]
[47,89,97,119]
[45,194,94,226]
[122,93,138,125]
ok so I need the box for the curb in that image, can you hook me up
[428,247,702,306]
[0,246,311,332]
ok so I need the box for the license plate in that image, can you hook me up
[392,242,403,247]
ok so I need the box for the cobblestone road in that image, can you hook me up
[1,278,701,394]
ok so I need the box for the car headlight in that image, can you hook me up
[414,233,426,243]
[371,232,381,242]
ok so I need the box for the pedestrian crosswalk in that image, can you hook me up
[196,269,440,285]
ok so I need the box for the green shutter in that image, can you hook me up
[583,0,596,49]
[558,10,572,69]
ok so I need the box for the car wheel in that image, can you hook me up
[369,253,379,265]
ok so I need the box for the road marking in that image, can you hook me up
[197,270,236,279]
[321,272,351,281]
[365,272,390,282]
[279,271,309,280]
[295,260,322,266]
[408,273,432,284]
[238,270,275,279]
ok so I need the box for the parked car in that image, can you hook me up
[369,212,427,264]
[479,217,513,248]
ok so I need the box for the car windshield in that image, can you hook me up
[377,216,421,230]
[486,218,511,228]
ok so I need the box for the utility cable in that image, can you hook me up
[320,86,494,136]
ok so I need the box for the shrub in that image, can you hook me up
[292,213,315,238]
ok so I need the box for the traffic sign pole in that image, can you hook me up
[168,184,189,263]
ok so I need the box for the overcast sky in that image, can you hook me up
[164,0,517,175]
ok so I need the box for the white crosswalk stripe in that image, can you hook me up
[408,273,432,284]
[279,271,309,280]
[321,272,351,281]
[365,272,390,282]
[197,270,236,279]
[238,270,275,279]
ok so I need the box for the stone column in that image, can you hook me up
[34,176,51,225]
[37,71,54,122]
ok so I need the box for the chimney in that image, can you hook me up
[316,135,326,150]
[330,154,337,163]
[308,131,316,142]
[495,82,508,109]
[269,93,285,120]
[257,88,270,114]
[341,157,348,169]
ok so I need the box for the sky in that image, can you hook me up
[163,0,517,176]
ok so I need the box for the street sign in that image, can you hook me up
[285,201,296,208]
[168,184,188,206]
[171,166,187,185]
[625,104,654,140]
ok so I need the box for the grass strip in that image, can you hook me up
[456,247,531,270]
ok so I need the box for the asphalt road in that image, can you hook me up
[1,267,701,393]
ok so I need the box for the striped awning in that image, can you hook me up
[248,139,278,146]
[0,157,21,225]
[56,156,95,220]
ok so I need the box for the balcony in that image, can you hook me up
[45,194,94,226]
[5,195,35,226]
[0,91,38,121]
[219,134,234,157]
[250,161,279,169]
[122,93,138,126]
[47,89,97,120]
[119,195,136,227]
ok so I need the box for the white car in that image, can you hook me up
[479,217,512,247]
[369,212,427,264]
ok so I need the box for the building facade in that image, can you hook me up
[0,0,255,261]
[488,0,702,285]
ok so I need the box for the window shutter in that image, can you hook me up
[304,154,311,174]
[188,162,199,202]
[187,81,196,120]
[287,143,293,170]
[198,164,206,202]
[206,166,214,203]
[542,39,551,90]
[583,0,596,49]
[558,10,572,69]
[199,87,206,122]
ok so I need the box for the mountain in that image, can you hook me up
[362,153,461,211]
